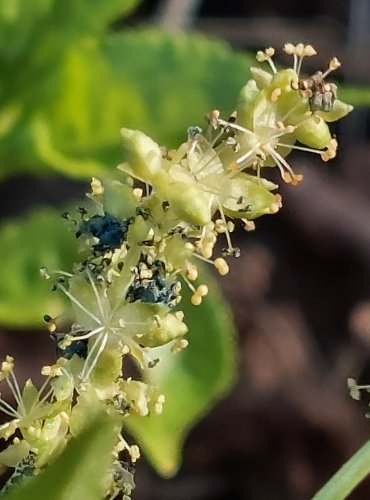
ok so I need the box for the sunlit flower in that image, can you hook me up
[55,268,187,372]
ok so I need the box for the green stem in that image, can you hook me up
[313,438,370,500]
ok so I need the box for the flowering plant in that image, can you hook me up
[0,44,352,498]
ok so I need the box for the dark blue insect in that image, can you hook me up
[1,454,35,494]
[77,214,133,253]
[127,274,178,306]
[57,339,88,360]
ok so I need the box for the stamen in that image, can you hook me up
[30,376,52,412]
[235,145,259,166]
[277,142,326,155]
[322,57,341,78]
[217,204,234,254]
[214,257,229,275]
[256,47,277,74]
[6,372,25,416]
[86,269,106,322]
[0,398,18,418]
[217,119,255,137]
[181,273,197,294]
[67,326,105,342]
[266,144,302,184]
[192,252,214,265]
[296,55,305,77]
[36,386,55,409]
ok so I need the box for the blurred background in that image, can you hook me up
[1,0,370,498]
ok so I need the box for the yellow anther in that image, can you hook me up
[256,50,267,62]
[171,338,189,353]
[303,45,317,57]
[270,88,282,102]
[227,221,235,232]
[256,47,275,62]
[321,138,338,162]
[291,77,299,90]
[202,244,214,259]
[196,284,209,297]
[133,188,143,199]
[191,294,202,306]
[283,43,295,55]
[90,177,104,196]
[295,43,305,57]
[129,445,141,463]
[214,257,229,276]
[242,219,256,232]
[184,242,195,251]
[0,356,14,378]
[215,218,227,233]
[185,262,198,281]
[329,57,341,71]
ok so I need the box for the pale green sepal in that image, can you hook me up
[236,79,260,128]
[0,440,30,468]
[166,183,212,226]
[250,67,273,89]
[296,115,331,149]
[316,99,353,122]
[35,414,70,468]
[222,174,281,219]
[136,311,188,348]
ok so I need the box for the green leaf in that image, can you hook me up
[0,209,79,327]
[102,30,254,146]
[125,267,237,477]
[340,85,370,107]
[2,412,118,500]
[40,30,252,178]
[0,26,253,179]
[0,0,142,179]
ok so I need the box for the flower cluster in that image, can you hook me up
[0,44,352,497]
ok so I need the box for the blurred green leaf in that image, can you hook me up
[0,209,78,327]
[341,85,370,107]
[2,412,118,500]
[40,30,252,178]
[0,16,252,179]
[0,0,142,178]
[125,267,237,477]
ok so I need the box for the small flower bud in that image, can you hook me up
[119,128,163,183]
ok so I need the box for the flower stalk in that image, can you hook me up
[312,439,370,500]
[0,43,352,498]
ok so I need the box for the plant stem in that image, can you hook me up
[313,438,370,500]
